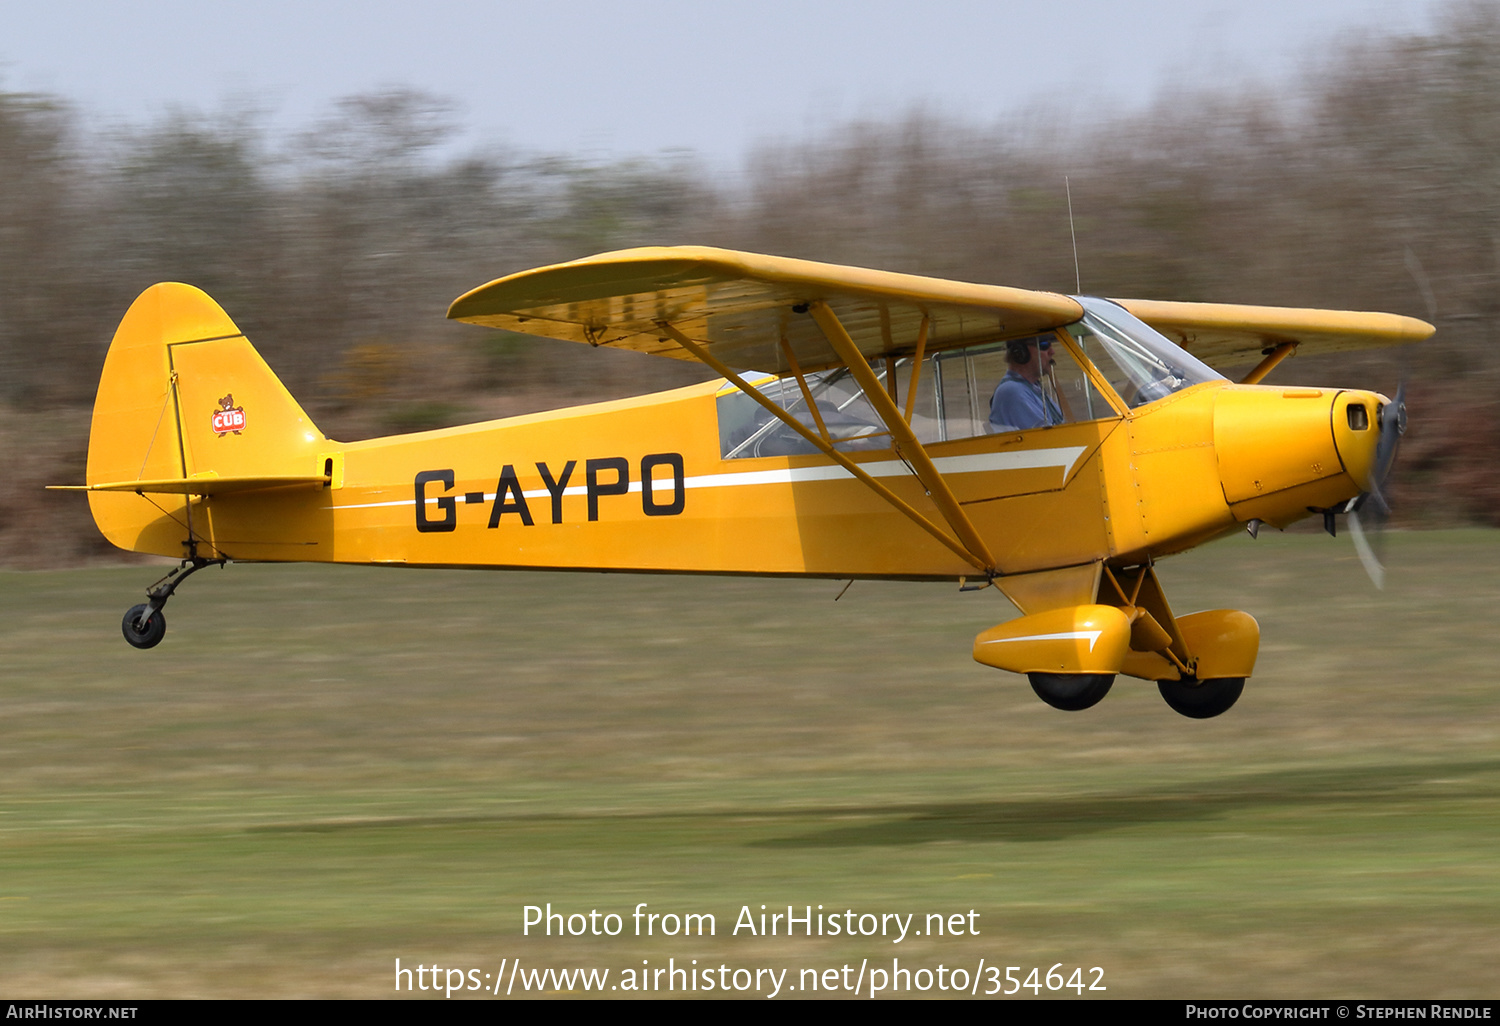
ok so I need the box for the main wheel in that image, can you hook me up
[1028,672,1114,711]
[1158,676,1244,719]
[121,604,166,649]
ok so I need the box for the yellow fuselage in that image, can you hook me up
[98,377,1380,583]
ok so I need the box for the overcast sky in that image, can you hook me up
[1,0,1447,161]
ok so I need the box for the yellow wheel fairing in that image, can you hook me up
[972,605,1132,675]
[1177,609,1261,681]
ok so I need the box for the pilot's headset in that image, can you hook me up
[1006,338,1034,365]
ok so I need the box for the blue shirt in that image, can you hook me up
[989,371,1063,430]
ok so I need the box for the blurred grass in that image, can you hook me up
[1,530,1498,998]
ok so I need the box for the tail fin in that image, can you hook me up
[85,283,328,557]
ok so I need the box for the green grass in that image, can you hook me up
[1,530,1498,997]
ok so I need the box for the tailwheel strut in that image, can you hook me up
[121,557,226,649]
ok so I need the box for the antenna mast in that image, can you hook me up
[1066,176,1081,294]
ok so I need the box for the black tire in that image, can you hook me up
[122,604,166,649]
[1158,676,1244,719]
[1028,672,1114,711]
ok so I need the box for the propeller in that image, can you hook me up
[1346,380,1406,589]
[1346,248,1429,589]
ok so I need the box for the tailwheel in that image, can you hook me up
[1028,673,1115,711]
[1158,676,1245,719]
[118,557,226,649]
[121,604,166,649]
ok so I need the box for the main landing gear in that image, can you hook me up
[975,567,1260,719]
[120,557,226,649]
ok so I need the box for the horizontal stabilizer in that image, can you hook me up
[51,474,328,496]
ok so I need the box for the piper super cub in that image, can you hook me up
[56,247,1432,718]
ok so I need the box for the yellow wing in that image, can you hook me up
[446,246,1433,373]
[447,246,1083,373]
[1117,298,1435,369]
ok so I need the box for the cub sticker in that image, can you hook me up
[212,394,246,436]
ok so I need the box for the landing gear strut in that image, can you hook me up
[120,557,225,649]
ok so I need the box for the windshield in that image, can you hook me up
[1066,297,1224,408]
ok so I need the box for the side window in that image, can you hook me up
[717,369,893,459]
[1044,335,1117,423]
[715,333,1118,460]
[935,349,978,440]
[935,334,1112,440]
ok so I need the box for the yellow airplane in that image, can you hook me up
[56,247,1432,718]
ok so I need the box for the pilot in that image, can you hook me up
[989,336,1064,430]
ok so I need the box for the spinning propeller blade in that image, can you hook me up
[1347,380,1406,589]
[1347,250,1429,588]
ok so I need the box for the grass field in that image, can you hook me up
[2,530,1498,999]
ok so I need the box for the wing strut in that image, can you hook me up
[777,335,833,446]
[902,315,930,423]
[1239,341,1297,385]
[655,320,990,572]
[807,302,999,573]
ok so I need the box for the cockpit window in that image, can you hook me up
[717,368,893,459]
[1066,297,1225,408]
[933,334,1106,437]
[715,298,1220,460]
[716,330,1114,460]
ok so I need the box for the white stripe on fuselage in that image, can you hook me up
[333,445,1089,511]
[980,630,1104,652]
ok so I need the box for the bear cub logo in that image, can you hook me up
[212,394,246,436]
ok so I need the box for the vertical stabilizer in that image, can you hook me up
[86,283,326,556]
